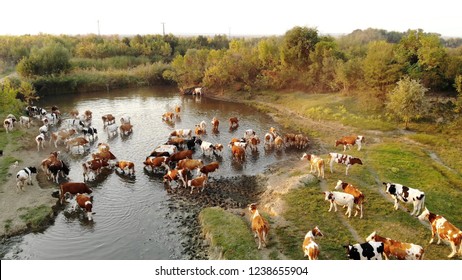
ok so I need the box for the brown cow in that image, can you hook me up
[75,194,93,221]
[176,159,203,175]
[119,123,133,136]
[167,150,193,164]
[231,145,245,162]
[143,156,169,172]
[163,168,187,188]
[300,153,325,179]
[302,226,324,260]
[82,159,109,181]
[335,135,365,152]
[187,175,208,194]
[248,203,270,249]
[366,231,424,260]
[200,162,219,176]
[229,117,239,130]
[115,160,135,175]
[60,182,92,204]
[211,117,219,132]
[102,114,115,126]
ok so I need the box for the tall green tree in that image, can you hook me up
[386,77,429,129]
[280,26,319,70]
[16,42,71,77]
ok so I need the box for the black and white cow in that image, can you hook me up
[328,153,363,175]
[82,126,98,141]
[383,182,425,216]
[16,166,38,192]
[344,241,384,260]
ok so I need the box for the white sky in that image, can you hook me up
[0,0,460,37]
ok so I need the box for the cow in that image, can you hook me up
[65,137,89,153]
[248,136,260,152]
[294,134,309,149]
[102,114,115,126]
[74,194,93,221]
[185,136,197,150]
[48,160,70,183]
[334,180,365,218]
[19,116,31,128]
[193,87,203,95]
[187,175,208,194]
[211,117,219,132]
[335,135,365,152]
[163,168,188,188]
[200,161,219,177]
[150,144,177,157]
[383,182,425,216]
[322,191,355,218]
[213,143,224,156]
[3,118,15,133]
[229,117,239,130]
[120,115,131,124]
[170,129,192,139]
[119,123,133,136]
[41,151,60,177]
[63,118,85,131]
[82,159,109,181]
[167,150,193,166]
[273,135,284,150]
[143,156,169,172]
[165,137,185,149]
[82,126,98,141]
[105,123,118,137]
[248,203,270,249]
[177,159,203,175]
[16,167,37,192]
[50,128,77,148]
[70,109,79,118]
[244,129,256,140]
[195,138,215,157]
[302,226,324,260]
[162,112,175,122]
[194,124,206,137]
[328,153,363,175]
[365,231,424,260]
[35,133,46,151]
[115,160,135,175]
[344,241,384,260]
[263,133,274,149]
[231,145,245,162]
[59,182,92,204]
[418,207,462,258]
[300,153,325,179]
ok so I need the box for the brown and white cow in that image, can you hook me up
[187,175,208,194]
[383,182,425,216]
[418,207,462,258]
[119,123,133,136]
[162,112,175,122]
[231,145,245,162]
[170,129,192,139]
[163,168,188,188]
[335,180,365,218]
[229,117,239,130]
[323,191,355,218]
[211,117,219,132]
[176,159,203,175]
[74,194,93,221]
[50,128,77,148]
[301,153,325,179]
[248,203,270,250]
[302,226,324,260]
[65,137,89,153]
[143,156,169,172]
[365,231,424,260]
[102,114,115,126]
[328,153,363,175]
[82,159,109,181]
[115,160,135,175]
[59,182,92,204]
[335,135,365,152]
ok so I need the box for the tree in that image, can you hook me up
[280,26,319,70]
[16,42,71,77]
[455,75,462,113]
[386,77,429,129]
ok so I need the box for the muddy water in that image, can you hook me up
[2,87,298,259]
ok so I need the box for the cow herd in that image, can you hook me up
[3,101,462,260]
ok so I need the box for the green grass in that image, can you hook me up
[199,207,261,260]
[3,219,12,233]
[18,205,54,232]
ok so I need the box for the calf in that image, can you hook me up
[19,116,31,128]
[335,135,365,152]
[302,226,324,260]
[300,153,325,179]
[211,117,219,132]
[119,123,133,136]
[115,160,135,175]
[328,153,363,175]
[231,145,245,162]
[120,115,131,124]
[344,241,384,260]
[16,167,38,192]
[383,182,425,216]
[248,136,260,152]
[418,207,462,258]
[187,175,208,194]
[60,182,92,204]
[200,162,219,177]
[263,133,274,149]
[322,191,355,218]
[3,118,15,133]
[365,231,424,260]
[335,180,365,218]
[248,203,270,250]
[74,194,93,221]
[244,129,256,140]
[213,143,224,156]
[195,138,215,157]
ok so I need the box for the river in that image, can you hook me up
[2,87,298,260]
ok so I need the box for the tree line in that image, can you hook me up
[1,27,462,125]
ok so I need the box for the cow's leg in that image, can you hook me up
[330,160,334,173]
[393,197,399,210]
[328,201,334,212]
[345,165,350,176]
[448,242,457,258]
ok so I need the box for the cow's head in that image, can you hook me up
[312,226,323,237]
[351,158,363,165]
[300,153,309,161]
[334,180,344,190]
[417,207,430,221]
[365,231,377,242]
[383,182,395,195]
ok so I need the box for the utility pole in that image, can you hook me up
[161,22,165,36]
[97,20,100,36]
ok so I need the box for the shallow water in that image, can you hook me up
[2,87,298,259]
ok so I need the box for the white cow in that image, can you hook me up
[323,191,355,218]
